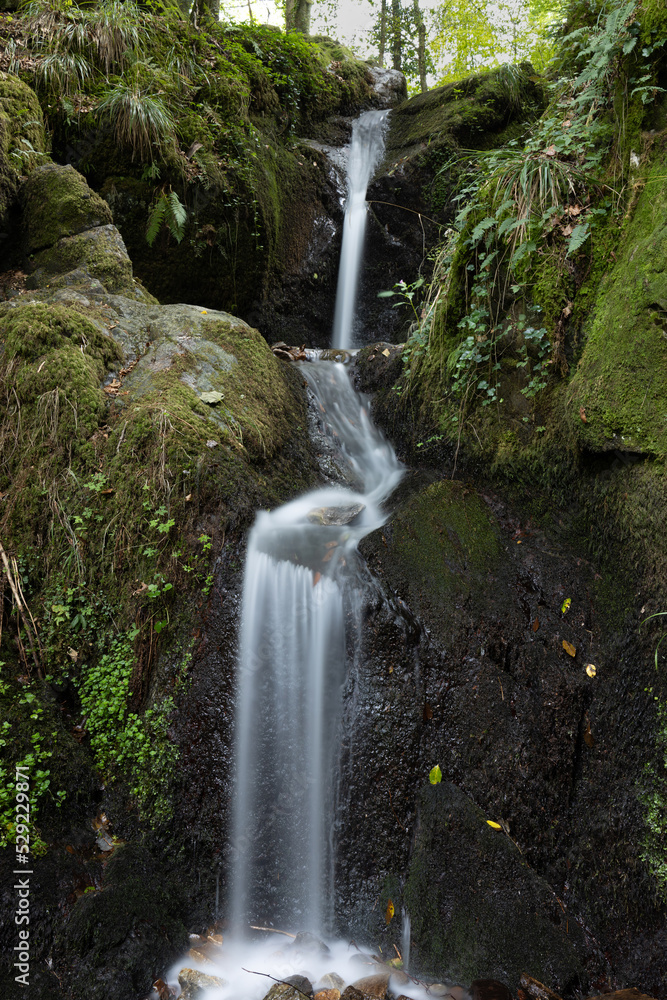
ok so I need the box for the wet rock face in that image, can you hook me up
[333,477,666,995]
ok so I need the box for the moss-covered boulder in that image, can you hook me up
[0,71,46,244]
[404,782,584,990]
[28,224,135,295]
[566,158,667,457]
[360,479,502,644]
[22,163,113,253]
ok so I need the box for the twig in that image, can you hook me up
[242,969,311,1000]
[0,542,43,678]
[248,926,297,938]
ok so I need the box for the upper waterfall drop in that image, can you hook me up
[332,109,389,350]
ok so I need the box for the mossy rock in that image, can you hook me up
[22,163,113,253]
[0,71,46,233]
[55,843,188,1000]
[28,224,134,294]
[566,158,667,458]
[360,480,502,643]
[404,782,584,991]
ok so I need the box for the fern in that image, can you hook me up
[146,191,187,247]
[566,223,591,257]
[146,197,167,247]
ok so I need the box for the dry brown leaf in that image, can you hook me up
[532,617,540,632]
[562,640,576,657]
[579,407,587,423]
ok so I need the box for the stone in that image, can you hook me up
[178,967,227,999]
[518,975,563,1000]
[471,981,512,1000]
[307,503,365,525]
[583,993,659,1000]
[315,990,341,1000]
[319,974,345,991]
[28,224,134,294]
[367,66,408,107]
[262,975,314,1000]
[349,974,390,998]
[22,162,113,253]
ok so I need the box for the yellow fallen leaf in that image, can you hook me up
[561,597,571,614]
[487,820,502,830]
[385,899,395,924]
[562,640,576,657]
[586,663,597,677]
[382,348,391,357]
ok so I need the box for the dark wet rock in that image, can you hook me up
[290,931,331,956]
[263,975,315,1000]
[518,973,564,1000]
[350,972,391,997]
[403,782,584,987]
[307,502,365,525]
[582,993,660,1000]
[54,844,188,1000]
[22,162,113,252]
[471,980,514,1000]
[178,967,227,999]
[341,988,366,1000]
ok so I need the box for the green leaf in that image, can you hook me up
[566,223,591,257]
[471,216,497,243]
[146,196,166,247]
[429,764,442,784]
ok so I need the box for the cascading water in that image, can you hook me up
[230,362,402,937]
[332,110,389,350]
[167,109,402,998]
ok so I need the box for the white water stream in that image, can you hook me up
[332,110,389,350]
[230,362,403,937]
[167,110,405,999]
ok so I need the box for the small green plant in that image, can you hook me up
[146,190,187,247]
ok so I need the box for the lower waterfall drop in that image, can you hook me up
[230,361,403,937]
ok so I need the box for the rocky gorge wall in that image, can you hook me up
[0,15,666,1000]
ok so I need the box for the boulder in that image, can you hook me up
[368,66,408,108]
[403,782,584,990]
[0,72,46,244]
[22,162,113,252]
[27,223,135,294]
[307,503,365,525]
[178,967,227,999]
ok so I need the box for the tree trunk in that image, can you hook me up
[414,0,427,92]
[287,0,312,33]
[391,0,401,71]
[379,0,387,68]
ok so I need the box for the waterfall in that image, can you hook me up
[332,110,389,350]
[230,362,402,936]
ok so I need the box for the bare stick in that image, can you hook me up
[242,969,311,1000]
[248,926,297,938]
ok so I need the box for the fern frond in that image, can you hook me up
[146,197,167,247]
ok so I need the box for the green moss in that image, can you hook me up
[566,158,667,458]
[1,301,121,365]
[30,224,135,293]
[22,163,113,253]
[0,71,46,230]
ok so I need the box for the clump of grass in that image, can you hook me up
[98,79,175,160]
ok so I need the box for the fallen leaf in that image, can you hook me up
[100,488,114,494]
[583,713,594,747]
[562,119,572,128]
[532,617,540,632]
[544,144,557,157]
[382,348,391,357]
[313,571,321,586]
[562,640,577,657]
[579,406,587,423]
[561,223,574,237]
[67,647,78,661]
[585,663,597,677]
[486,820,502,830]
[185,493,192,501]
[423,702,433,720]
[429,764,442,784]
[561,597,571,614]
[385,898,395,924]
[562,302,573,318]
